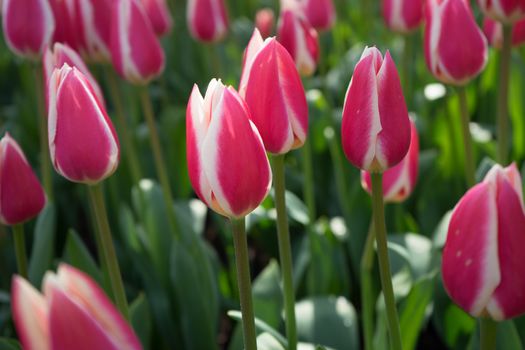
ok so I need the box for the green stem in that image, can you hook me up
[231,217,257,350]
[480,318,498,350]
[361,222,376,350]
[272,154,298,350]
[370,173,402,350]
[106,69,142,184]
[12,225,28,278]
[87,184,129,319]
[302,138,316,225]
[33,63,53,200]
[457,87,476,188]
[138,86,180,239]
[496,25,512,165]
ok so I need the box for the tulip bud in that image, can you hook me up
[48,64,119,184]
[301,0,336,31]
[239,30,308,154]
[12,264,142,350]
[186,0,229,42]
[361,119,419,202]
[140,0,173,36]
[255,8,275,39]
[43,43,104,106]
[341,47,411,172]
[0,134,46,226]
[110,0,165,84]
[442,163,525,320]
[48,0,80,52]
[424,0,488,86]
[186,79,272,218]
[382,0,424,33]
[76,0,113,61]
[478,0,525,24]
[2,0,55,59]
[483,18,525,48]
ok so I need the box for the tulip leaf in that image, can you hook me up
[28,203,56,286]
[63,229,102,285]
[130,293,152,350]
[256,333,286,350]
[0,338,21,350]
[228,311,287,347]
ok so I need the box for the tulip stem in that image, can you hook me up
[361,221,376,350]
[87,184,129,320]
[480,318,498,350]
[370,173,402,350]
[106,69,143,184]
[33,63,53,200]
[302,137,316,225]
[12,224,28,278]
[231,217,257,350]
[138,86,180,239]
[457,87,476,188]
[496,25,512,165]
[272,154,298,350]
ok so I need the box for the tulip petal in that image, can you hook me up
[187,0,228,42]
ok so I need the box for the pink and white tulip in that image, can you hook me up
[48,64,119,184]
[186,79,272,218]
[255,8,275,39]
[478,0,525,24]
[424,0,488,85]
[301,0,336,31]
[442,163,525,320]
[48,0,79,52]
[186,0,229,42]
[484,18,525,48]
[140,0,173,36]
[277,0,320,76]
[11,264,141,350]
[239,29,308,154]
[0,133,46,226]
[2,0,55,59]
[341,47,411,172]
[75,0,113,61]
[361,120,419,202]
[110,0,165,84]
[382,0,424,33]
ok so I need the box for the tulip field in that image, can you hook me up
[2,0,525,349]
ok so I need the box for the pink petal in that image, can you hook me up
[140,0,173,36]
[383,0,424,32]
[255,8,275,39]
[478,0,525,23]
[239,29,265,96]
[303,0,336,31]
[187,0,229,42]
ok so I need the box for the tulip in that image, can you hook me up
[382,0,424,33]
[478,0,525,24]
[48,0,79,51]
[0,133,46,226]
[424,0,488,85]
[361,119,419,202]
[75,0,113,61]
[186,0,229,42]
[2,0,55,59]
[47,64,119,184]
[255,8,275,39]
[186,79,272,218]
[483,18,525,48]
[277,0,320,76]
[341,47,411,173]
[43,43,104,106]
[301,0,336,31]
[11,264,142,350]
[110,0,165,84]
[140,0,173,36]
[239,29,308,154]
[442,163,525,320]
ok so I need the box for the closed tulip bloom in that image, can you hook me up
[0,134,46,226]
[140,0,173,36]
[361,119,419,202]
[110,0,165,84]
[301,0,336,31]
[382,0,424,33]
[239,30,308,154]
[424,0,488,85]
[341,47,411,172]
[478,0,525,24]
[187,0,229,42]
[484,18,525,48]
[442,163,525,320]
[255,8,275,39]
[12,264,142,350]
[187,79,272,218]
[76,0,113,61]
[2,0,55,59]
[48,64,119,184]
[48,0,80,51]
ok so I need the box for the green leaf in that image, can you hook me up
[0,339,21,350]
[130,293,152,350]
[295,296,360,350]
[468,320,523,350]
[63,229,102,285]
[28,203,56,286]
[388,233,434,280]
[227,311,287,347]
[256,333,286,350]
